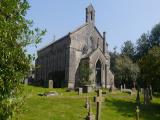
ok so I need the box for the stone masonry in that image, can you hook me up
[35,4,114,89]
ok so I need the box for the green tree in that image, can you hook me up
[136,33,150,59]
[0,0,46,119]
[115,55,140,88]
[121,40,135,60]
[139,46,160,92]
[136,23,160,60]
[109,46,119,74]
[150,23,160,46]
[79,62,92,86]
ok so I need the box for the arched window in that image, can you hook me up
[96,60,102,87]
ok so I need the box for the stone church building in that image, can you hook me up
[35,4,114,88]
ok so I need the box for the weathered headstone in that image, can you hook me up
[121,85,123,92]
[24,78,28,85]
[124,84,126,89]
[43,91,58,97]
[95,89,102,120]
[48,80,53,88]
[78,88,83,95]
[83,85,92,93]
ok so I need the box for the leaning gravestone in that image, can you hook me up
[48,80,53,88]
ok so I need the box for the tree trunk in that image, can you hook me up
[144,87,150,105]
[149,85,153,100]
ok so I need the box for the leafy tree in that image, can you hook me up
[79,62,92,86]
[0,0,46,119]
[150,23,160,46]
[139,46,160,92]
[121,40,135,60]
[136,33,150,59]
[115,55,140,88]
[109,46,119,74]
[136,23,160,60]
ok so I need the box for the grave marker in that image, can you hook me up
[78,88,83,95]
[48,80,53,88]
[95,89,102,120]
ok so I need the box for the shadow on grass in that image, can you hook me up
[153,92,160,98]
[105,98,135,118]
[105,98,160,120]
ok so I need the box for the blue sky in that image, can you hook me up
[27,0,160,54]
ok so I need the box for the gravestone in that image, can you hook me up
[24,78,28,85]
[48,80,53,88]
[43,91,58,97]
[78,88,83,95]
[120,85,123,92]
[83,85,92,93]
[95,89,102,120]
[124,84,126,89]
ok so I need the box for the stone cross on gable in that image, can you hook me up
[95,89,103,120]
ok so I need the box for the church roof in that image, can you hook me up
[70,23,88,34]
[38,4,105,53]
[82,48,104,59]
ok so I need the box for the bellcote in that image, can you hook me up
[86,4,95,24]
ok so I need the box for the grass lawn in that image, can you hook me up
[19,85,160,120]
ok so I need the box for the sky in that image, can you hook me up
[26,0,160,54]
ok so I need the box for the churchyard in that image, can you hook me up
[18,85,160,120]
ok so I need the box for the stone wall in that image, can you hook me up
[35,35,70,87]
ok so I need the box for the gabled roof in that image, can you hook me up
[38,23,104,53]
[38,23,89,53]
[70,23,88,34]
[82,48,107,60]
[94,26,104,40]
[38,34,69,52]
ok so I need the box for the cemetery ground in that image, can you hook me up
[19,85,160,120]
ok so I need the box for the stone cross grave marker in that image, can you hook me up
[95,89,102,120]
